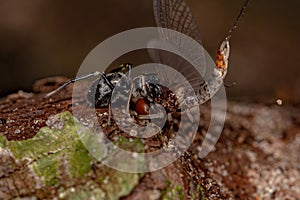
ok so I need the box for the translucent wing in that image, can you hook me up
[149,0,207,93]
[153,0,202,44]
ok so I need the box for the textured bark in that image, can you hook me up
[0,77,299,199]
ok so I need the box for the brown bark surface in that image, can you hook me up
[0,77,299,199]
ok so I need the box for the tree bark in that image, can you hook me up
[0,77,299,199]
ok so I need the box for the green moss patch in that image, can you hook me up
[0,111,144,199]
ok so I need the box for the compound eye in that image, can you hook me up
[135,99,149,115]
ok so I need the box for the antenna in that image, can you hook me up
[225,0,251,41]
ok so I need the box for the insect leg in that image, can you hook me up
[138,113,164,120]
[185,107,196,123]
[140,75,147,97]
[108,103,111,126]
[123,63,132,81]
[45,71,115,98]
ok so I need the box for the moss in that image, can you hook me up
[95,137,145,199]
[8,112,95,186]
[198,184,205,200]
[161,180,184,200]
[190,184,206,200]
[31,153,60,186]
[1,111,144,198]
[59,182,105,200]
[96,166,143,200]
[0,135,7,148]
[115,136,145,153]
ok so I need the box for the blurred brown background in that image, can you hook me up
[0,0,299,103]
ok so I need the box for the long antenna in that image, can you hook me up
[225,0,251,41]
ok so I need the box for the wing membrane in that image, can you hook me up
[153,0,202,44]
[150,0,207,92]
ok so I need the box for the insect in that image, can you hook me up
[45,0,250,123]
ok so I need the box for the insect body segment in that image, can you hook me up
[45,63,133,106]
[135,99,150,115]
[194,40,230,105]
[215,40,230,78]
[150,0,250,114]
[197,0,250,103]
[45,0,250,126]
[87,71,126,108]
